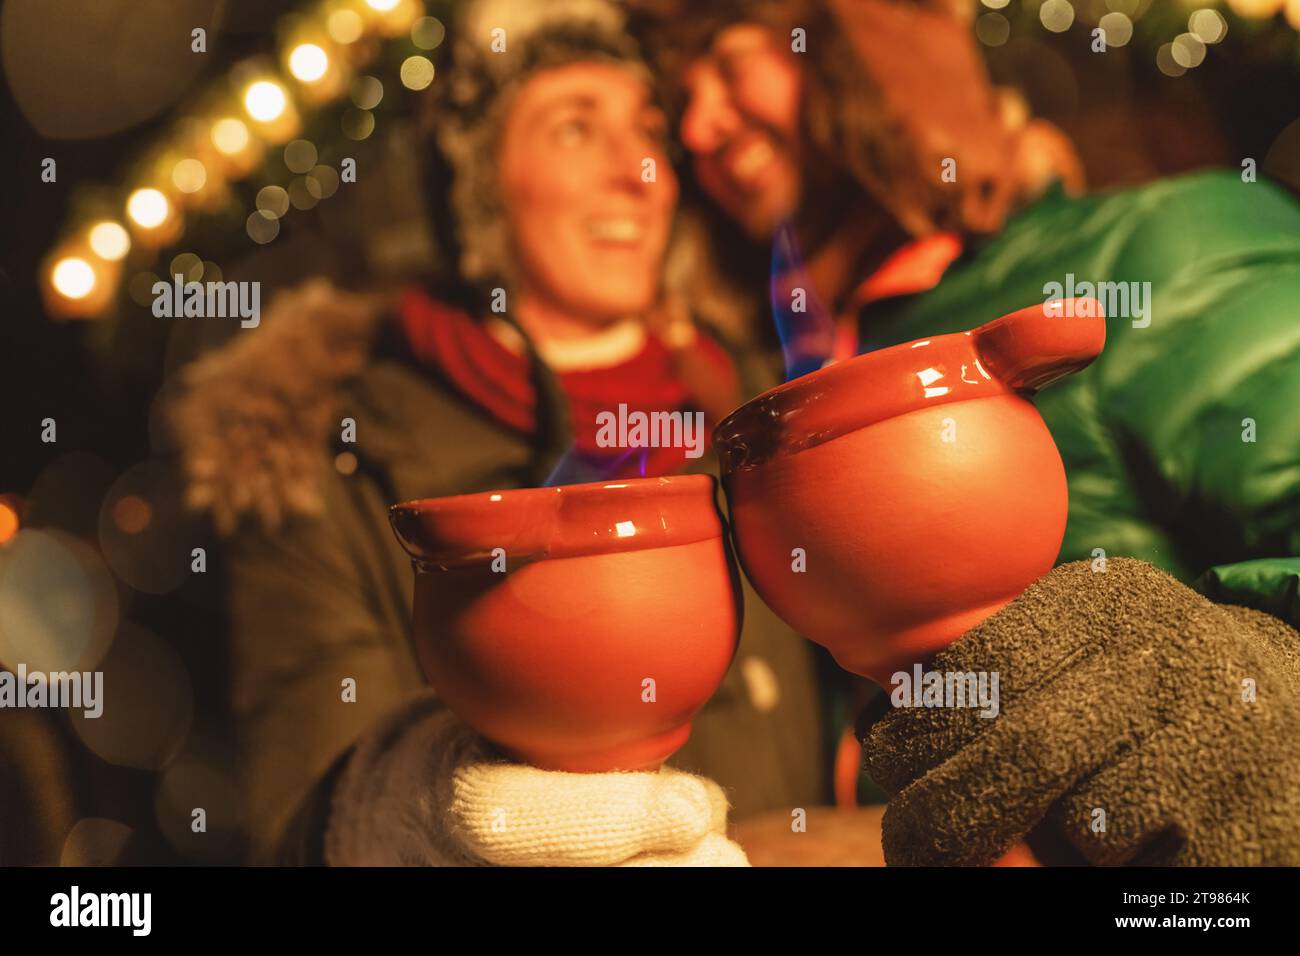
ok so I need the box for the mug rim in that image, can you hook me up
[714,329,1004,474]
[389,473,724,567]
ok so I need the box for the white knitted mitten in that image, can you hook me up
[448,758,749,866]
[325,697,750,867]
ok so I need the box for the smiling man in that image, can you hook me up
[677,21,806,240]
[648,0,1300,614]
[637,0,1300,865]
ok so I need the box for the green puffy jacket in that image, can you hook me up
[859,170,1300,626]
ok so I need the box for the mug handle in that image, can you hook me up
[972,298,1106,393]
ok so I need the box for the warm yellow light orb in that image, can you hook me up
[366,0,400,11]
[1190,8,1229,43]
[1225,0,1284,18]
[244,81,287,122]
[172,158,208,193]
[400,56,435,90]
[88,221,131,260]
[327,10,364,44]
[126,188,170,228]
[0,499,18,544]
[288,43,329,82]
[211,117,250,155]
[1039,0,1075,33]
[52,257,96,299]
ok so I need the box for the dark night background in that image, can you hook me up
[1,0,1298,864]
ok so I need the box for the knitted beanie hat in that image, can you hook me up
[424,0,649,291]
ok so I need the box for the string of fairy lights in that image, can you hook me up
[976,0,1300,74]
[38,0,1300,322]
[42,0,445,320]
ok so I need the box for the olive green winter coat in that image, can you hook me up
[170,281,831,863]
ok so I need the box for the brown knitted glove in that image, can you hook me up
[859,558,1300,866]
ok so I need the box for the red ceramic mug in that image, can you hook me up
[389,474,741,772]
[714,300,1105,686]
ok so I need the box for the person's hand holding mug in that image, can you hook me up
[326,697,749,867]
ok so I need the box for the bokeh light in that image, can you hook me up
[976,12,1011,46]
[288,177,319,210]
[256,185,290,219]
[246,210,280,244]
[411,16,446,50]
[61,818,134,867]
[365,0,400,11]
[1225,0,1284,17]
[400,56,435,91]
[288,43,329,83]
[1098,12,1133,47]
[51,257,96,299]
[45,246,113,318]
[1190,8,1229,43]
[98,460,199,595]
[111,495,152,535]
[1172,32,1207,68]
[342,108,375,140]
[350,75,383,110]
[88,221,131,261]
[1156,42,1188,77]
[0,496,20,545]
[0,528,118,673]
[244,80,287,122]
[172,158,208,193]
[169,252,204,283]
[1040,0,1075,32]
[70,623,193,772]
[284,139,318,173]
[327,9,364,44]
[155,749,243,861]
[306,164,340,199]
[129,271,162,307]
[126,188,170,228]
[25,452,117,540]
[211,117,251,155]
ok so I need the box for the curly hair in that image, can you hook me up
[416,0,649,308]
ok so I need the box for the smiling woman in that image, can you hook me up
[165,0,828,866]
[498,61,678,339]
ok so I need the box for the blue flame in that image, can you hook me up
[543,444,650,488]
[770,221,837,381]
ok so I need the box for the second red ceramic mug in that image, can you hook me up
[714,300,1106,684]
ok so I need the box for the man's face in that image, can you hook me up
[499,62,678,324]
[679,24,803,240]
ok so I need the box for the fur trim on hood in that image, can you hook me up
[168,279,390,536]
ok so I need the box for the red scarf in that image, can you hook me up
[398,288,733,481]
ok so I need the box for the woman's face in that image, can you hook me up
[499,61,677,325]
